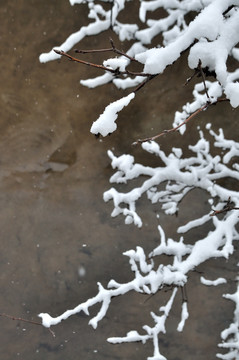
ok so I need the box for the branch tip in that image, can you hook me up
[53,49,62,55]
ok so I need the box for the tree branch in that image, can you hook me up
[54,49,150,77]
[0,313,55,337]
[75,38,138,63]
[198,60,210,101]
[210,197,239,216]
[134,74,158,93]
[133,98,229,145]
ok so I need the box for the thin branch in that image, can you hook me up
[110,0,114,29]
[75,38,138,63]
[184,69,198,86]
[133,98,229,145]
[75,47,114,54]
[54,49,116,73]
[210,197,239,216]
[184,59,216,87]
[109,38,139,62]
[134,74,158,93]
[198,60,210,100]
[223,5,235,16]
[54,49,149,77]
[180,285,188,303]
[210,207,239,216]
[143,284,176,303]
[0,313,55,337]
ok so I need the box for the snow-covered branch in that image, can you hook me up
[39,126,239,359]
[39,214,239,359]
[38,1,239,359]
[104,126,239,227]
[40,0,239,137]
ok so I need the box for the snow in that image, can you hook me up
[90,93,135,136]
[39,122,239,354]
[40,0,239,136]
[200,277,227,286]
[80,73,113,89]
[40,1,239,359]
[177,302,189,332]
[103,57,129,72]
[225,82,239,108]
[39,20,111,63]
[217,283,239,359]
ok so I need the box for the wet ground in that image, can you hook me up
[0,1,238,360]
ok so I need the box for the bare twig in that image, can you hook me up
[210,197,239,217]
[198,60,210,101]
[184,59,216,88]
[180,285,188,303]
[223,5,235,16]
[110,0,114,29]
[54,49,116,73]
[54,49,149,77]
[75,47,114,55]
[75,38,138,63]
[110,38,138,62]
[133,97,229,145]
[0,313,55,337]
[134,74,158,93]
[143,284,175,303]
[184,69,198,86]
